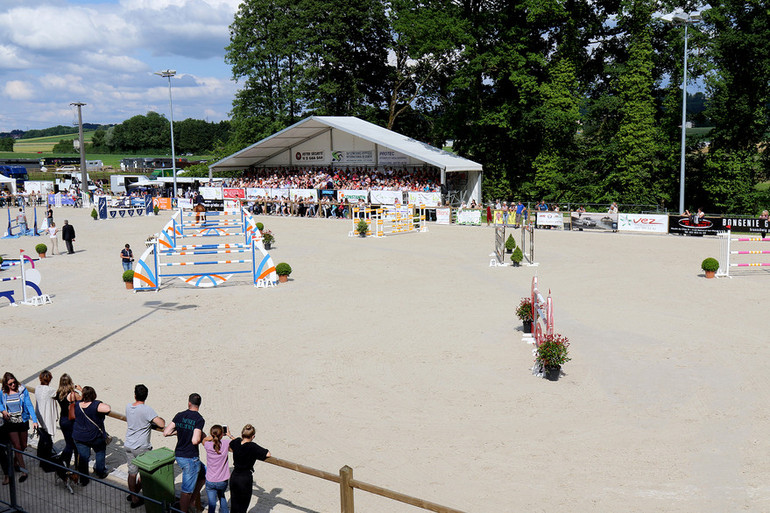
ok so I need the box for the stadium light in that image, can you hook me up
[154,69,178,200]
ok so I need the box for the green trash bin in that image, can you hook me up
[133,447,176,513]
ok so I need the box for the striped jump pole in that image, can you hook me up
[717,229,770,277]
[159,259,251,266]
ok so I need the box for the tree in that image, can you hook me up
[0,137,13,151]
[52,139,77,153]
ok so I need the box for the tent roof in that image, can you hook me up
[209,116,483,173]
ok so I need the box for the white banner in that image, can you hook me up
[266,188,290,199]
[369,190,403,205]
[537,211,564,228]
[456,210,481,225]
[199,186,222,200]
[338,189,369,202]
[436,208,451,225]
[618,213,668,233]
[178,198,193,210]
[246,188,268,199]
[378,150,409,166]
[224,199,241,211]
[294,150,325,162]
[407,191,441,207]
[289,189,319,202]
[331,150,375,165]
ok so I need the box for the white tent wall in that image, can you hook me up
[0,174,17,195]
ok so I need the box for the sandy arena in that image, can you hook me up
[2,207,769,512]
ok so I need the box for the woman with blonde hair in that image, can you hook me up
[228,424,270,513]
[56,374,81,468]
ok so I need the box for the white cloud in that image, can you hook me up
[0,45,31,69]
[4,80,35,100]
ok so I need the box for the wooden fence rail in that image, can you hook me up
[26,385,466,513]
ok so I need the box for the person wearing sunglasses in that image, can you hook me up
[1,373,39,483]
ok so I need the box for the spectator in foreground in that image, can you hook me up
[202,424,233,513]
[164,393,206,513]
[0,373,38,483]
[72,386,111,485]
[229,424,270,513]
[56,374,81,468]
[125,384,165,509]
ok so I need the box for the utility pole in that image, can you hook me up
[71,102,88,207]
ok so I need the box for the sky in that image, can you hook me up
[0,0,243,132]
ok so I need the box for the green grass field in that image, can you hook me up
[12,131,95,153]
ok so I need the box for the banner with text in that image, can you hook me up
[571,212,617,231]
[331,150,375,165]
[378,150,409,166]
[289,189,319,202]
[721,216,770,234]
[407,191,441,207]
[223,188,245,199]
[456,210,481,225]
[436,208,451,225]
[294,150,325,162]
[199,187,223,200]
[668,215,726,236]
[338,189,369,202]
[618,213,668,233]
[536,211,564,228]
[369,190,403,205]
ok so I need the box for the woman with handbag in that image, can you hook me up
[56,374,81,468]
[72,386,111,485]
[0,372,39,483]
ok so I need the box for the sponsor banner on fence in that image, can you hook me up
[338,189,369,202]
[331,150,375,165]
[178,198,193,210]
[571,212,617,231]
[378,150,409,166]
[617,213,668,233]
[407,191,441,207]
[223,188,245,199]
[721,216,770,234]
[289,189,319,202]
[320,189,337,200]
[199,186,223,200]
[266,188,289,199]
[436,208,451,225]
[668,215,726,236]
[536,211,564,228]
[245,188,268,200]
[493,210,504,225]
[153,197,173,210]
[369,190,403,205]
[456,209,481,226]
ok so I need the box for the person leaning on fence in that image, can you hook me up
[126,384,165,509]
[228,424,270,513]
[202,424,233,513]
[72,386,111,485]
[164,393,206,513]
[34,370,58,460]
[56,374,81,468]
[0,372,39,483]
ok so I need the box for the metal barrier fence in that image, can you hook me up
[0,443,184,513]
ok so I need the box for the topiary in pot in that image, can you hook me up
[90,208,98,220]
[35,243,48,257]
[256,222,264,231]
[505,234,516,253]
[356,219,369,237]
[275,262,292,283]
[123,269,134,289]
[153,205,160,215]
[701,257,719,279]
[511,247,523,267]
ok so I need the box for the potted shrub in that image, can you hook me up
[90,208,98,220]
[701,257,719,279]
[275,262,292,283]
[505,234,516,253]
[535,333,571,381]
[262,230,274,249]
[356,219,369,237]
[122,269,134,290]
[256,222,264,233]
[153,205,160,216]
[511,247,523,267]
[516,297,533,333]
[35,243,48,258]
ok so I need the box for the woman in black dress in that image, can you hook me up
[228,424,270,513]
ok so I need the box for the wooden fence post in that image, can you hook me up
[340,465,354,513]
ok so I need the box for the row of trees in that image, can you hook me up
[224,0,770,213]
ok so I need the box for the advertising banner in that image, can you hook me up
[199,186,222,200]
[493,210,504,225]
[294,150,325,162]
[97,196,107,220]
[668,215,726,236]
[289,189,319,202]
[144,195,153,215]
[720,216,770,234]
[153,197,173,210]
[246,188,268,199]
[178,198,193,210]
[266,188,289,199]
[436,208,451,225]
[378,150,409,166]
[331,150,375,165]
[571,212,617,231]
[338,189,369,202]
[618,213,668,233]
[407,191,441,207]
[456,210,481,226]
[320,189,337,200]
[536,211,564,228]
[223,188,245,199]
[369,190,403,205]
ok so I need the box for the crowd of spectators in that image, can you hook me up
[222,166,442,192]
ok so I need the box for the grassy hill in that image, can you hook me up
[12,131,95,153]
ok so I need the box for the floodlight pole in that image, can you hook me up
[155,69,177,200]
[70,102,88,207]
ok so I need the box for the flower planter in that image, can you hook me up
[544,365,561,381]
[705,270,716,279]
[278,275,288,283]
[125,281,134,290]
[38,253,46,259]
[265,242,272,250]
[522,320,532,334]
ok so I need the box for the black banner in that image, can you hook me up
[721,216,770,234]
[668,215,727,236]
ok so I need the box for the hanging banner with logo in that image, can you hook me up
[369,190,403,205]
[436,208,451,225]
[378,150,409,166]
[266,188,290,199]
[246,188,268,199]
[721,216,770,234]
[618,213,668,233]
[178,198,192,210]
[223,188,245,199]
[668,215,726,236]
[536,211,564,228]
[153,197,173,210]
[407,191,441,207]
[331,150,375,165]
[456,210,481,226]
[294,150,325,162]
[199,186,223,200]
[289,189,319,202]
[570,212,617,231]
[338,190,369,202]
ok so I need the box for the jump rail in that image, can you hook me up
[717,230,770,277]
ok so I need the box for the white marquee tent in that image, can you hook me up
[208,116,483,204]
[0,174,17,195]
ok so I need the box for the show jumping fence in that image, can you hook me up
[133,207,277,290]
[717,230,770,277]
[350,205,427,238]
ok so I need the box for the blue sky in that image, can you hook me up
[0,0,242,132]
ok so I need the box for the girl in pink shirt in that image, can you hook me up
[202,425,233,513]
